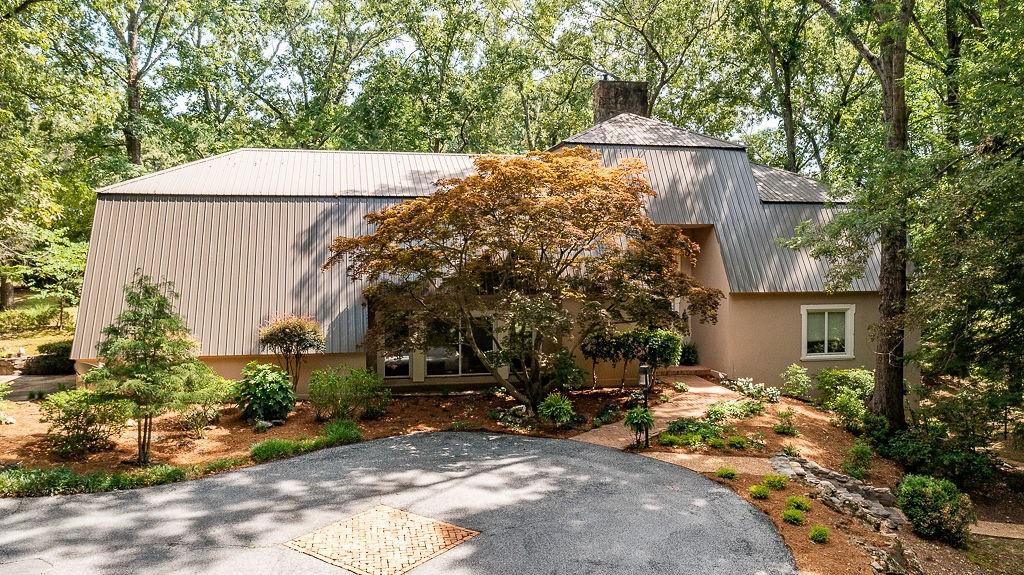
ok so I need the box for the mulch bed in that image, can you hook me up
[0,387,637,474]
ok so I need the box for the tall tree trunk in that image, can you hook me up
[867,1,913,431]
[943,0,962,146]
[124,10,142,165]
[0,275,13,310]
[781,72,798,172]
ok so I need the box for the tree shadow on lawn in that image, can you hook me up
[0,433,797,575]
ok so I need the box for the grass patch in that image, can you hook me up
[251,418,363,462]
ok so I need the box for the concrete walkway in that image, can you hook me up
[0,433,796,575]
[0,375,75,401]
[972,521,1024,540]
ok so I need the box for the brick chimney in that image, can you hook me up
[592,79,649,124]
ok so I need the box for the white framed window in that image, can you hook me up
[800,304,855,360]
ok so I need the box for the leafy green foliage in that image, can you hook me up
[672,381,689,393]
[537,392,575,426]
[83,273,221,465]
[40,390,132,459]
[173,375,233,437]
[781,444,800,457]
[730,378,781,403]
[250,419,363,463]
[705,399,765,422]
[666,416,725,442]
[841,440,873,480]
[750,484,770,499]
[0,304,61,337]
[624,406,654,446]
[234,362,295,422]
[258,315,326,389]
[21,339,74,375]
[896,475,975,546]
[726,435,748,449]
[307,367,391,421]
[814,368,873,406]
[715,467,737,480]
[773,408,799,436]
[678,341,698,366]
[872,419,995,486]
[809,525,829,544]
[762,474,788,490]
[780,364,812,398]
[781,508,805,525]
[786,496,812,512]
[25,230,87,327]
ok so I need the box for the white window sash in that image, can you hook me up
[800,304,855,361]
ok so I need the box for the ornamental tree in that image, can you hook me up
[84,272,220,465]
[325,147,721,412]
[258,315,326,390]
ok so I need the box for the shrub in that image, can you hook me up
[781,508,805,525]
[672,381,689,393]
[878,421,996,486]
[773,408,799,436]
[785,496,812,512]
[750,484,771,499]
[624,406,654,446]
[258,315,325,389]
[0,304,60,337]
[538,392,575,425]
[897,475,975,546]
[705,399,764,422]
[235,362,295,422]
[40,390,132,459]
[308,367,346,421]
[173,375,233,436]
[706,437,726,449]
[814,368,873,405]
[346,368,392,420]
[780,364,812,398]
[716,467,737,479]
[746,431,767,451]
[727,435,747,450]
[21,340,75,375]
[667,416,725,441]
[658,433,685,447]
[809,525,830,544]
[763,474,788,490]
[842,440,873,479]
[731,378,781,403]
[825,387,867,432]
[679,341,699,366]
[551,349,585,390]
[781,443,800,457]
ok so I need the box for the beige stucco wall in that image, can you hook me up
[683,226,733,372]
[724,292,885,386]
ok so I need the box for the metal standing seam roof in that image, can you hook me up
[73,118,877,359]
[750,162,837,203]
[561,113,745,150]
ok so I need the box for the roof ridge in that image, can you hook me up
[561,112,745,149]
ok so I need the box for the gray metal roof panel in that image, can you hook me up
[562,113,745,149]
[96,148,477,197]
[749,163,833,203]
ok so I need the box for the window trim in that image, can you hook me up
[425,318,494,378]
[800,304,855,361]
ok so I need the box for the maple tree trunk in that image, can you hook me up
[0,275,13,310]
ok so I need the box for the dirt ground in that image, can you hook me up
[0,388,635,473]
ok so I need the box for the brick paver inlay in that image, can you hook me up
[284,505,479,575]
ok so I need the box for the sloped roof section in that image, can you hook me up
[750,163,832,203]
[561,113,744,150]
[97,148,476,197]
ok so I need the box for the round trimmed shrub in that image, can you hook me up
[716,467,737,480]
[781,508,805,525]
[234,362,295,422]
[40,389,132,459]
[785,495,812,512]
[762,473,788,490]
[809,525,830,544]
[750,484,771,499]
[896,474,975,546]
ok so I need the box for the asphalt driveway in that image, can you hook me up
[0,433,796,574]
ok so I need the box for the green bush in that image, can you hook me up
[781,508,805,525]
[0,305,60,337]
[258,314,325,388]
[21,339,75,375]
[679,342,699,366]
[781,364,812,398]
[716,467,737,479]
[706,437,726,448]
[667,416,724,441]
[317,419,362,446]
[814,368,873,406]
[40,390,132,459]
[842,440,873,480]
[308,367,346,421]
[657,433,684,447]
[624,406,654,445]
[705,398,765,422]
[825,387,867,432]
[750,484,770,499]
[875,420,995,486]
[726,435,747,450]
[551,349,585,390]
[762,474,788,490]
[672,381,689,393]
[809,525,830,544]
[234,362,296,422]
[785,495,812,512]
[173,375,233,436]
[538,392,575,425]
[773,408,799,436]
[896,474,975,546]
[732,378,781,403]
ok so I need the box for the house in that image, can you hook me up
[71,80,891,393]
